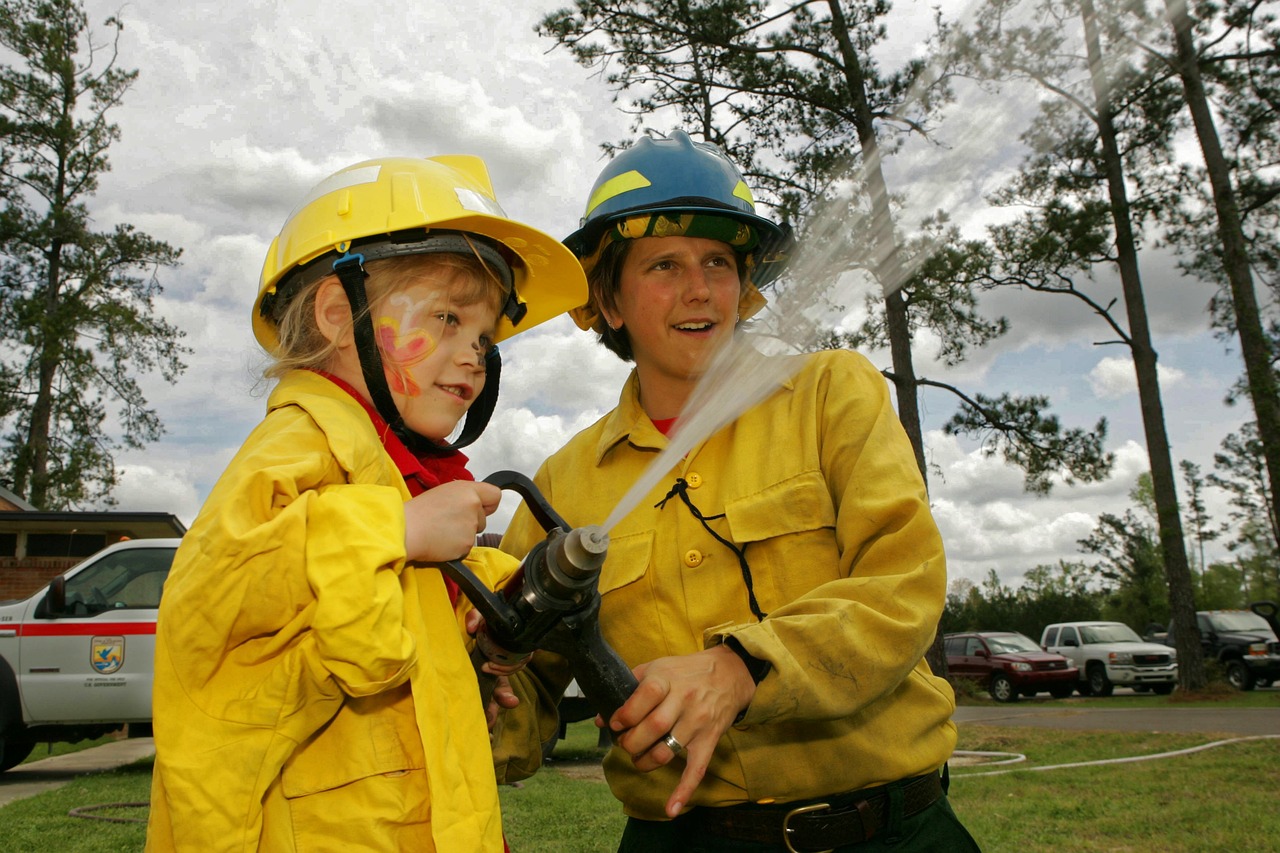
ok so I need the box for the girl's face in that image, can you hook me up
[371,276,498,441]
[604,235,741,395]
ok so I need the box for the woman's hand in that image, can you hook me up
[608,644,756,818]
[403,480,502,562]
[487,674,520,736]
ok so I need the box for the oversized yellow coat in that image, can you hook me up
[147,370,516,852]
[494,350,957,820]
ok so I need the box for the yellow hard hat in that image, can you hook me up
[254,156,587,352]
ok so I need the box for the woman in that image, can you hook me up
[495,131,980,852]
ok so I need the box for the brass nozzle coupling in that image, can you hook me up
[556,525,610,581]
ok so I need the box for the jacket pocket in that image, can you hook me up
[280,687,424,798]
[724,470,835,543]
[723,470,840,610]
[596,529,655,595]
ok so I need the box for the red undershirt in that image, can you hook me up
[651,416,677,436]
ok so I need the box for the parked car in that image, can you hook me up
[1041,621,1177,696]
[0,538,180,772]
[1159,609,1280,691]
[944,631,1079,702]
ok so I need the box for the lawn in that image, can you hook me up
[2,692,1277,852]
[951,727,1280,852]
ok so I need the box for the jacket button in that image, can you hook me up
[686,472,703,488]
[684,550,703,567]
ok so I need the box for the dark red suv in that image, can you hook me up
[945,631,1079,702]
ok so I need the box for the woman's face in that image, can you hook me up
[604,235,741,390]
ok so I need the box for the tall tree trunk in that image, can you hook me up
[1162,0,1280,551]
[1081,0,1205,690]
[827,0,942,673]
[827,0,924,479]
[24,236,63,509]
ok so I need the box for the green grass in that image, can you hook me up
[20,732,124,766]
[2,760,152,852]
[951,726,1280,852]
[499,717,623,852]
[3,707,1278,852]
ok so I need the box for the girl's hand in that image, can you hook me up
[403,481,502,562]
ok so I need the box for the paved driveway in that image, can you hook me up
[0,737,154,809]
[954,703,1280,736]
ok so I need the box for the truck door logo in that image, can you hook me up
[92,636,125,674]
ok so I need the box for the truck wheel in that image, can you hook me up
[989,674,1018,703]
[1152,684,1174,695]
[1048,684,1073,699]
[1087,664,1113,697]
[1,732,36,773]
[1225,660,1255,691]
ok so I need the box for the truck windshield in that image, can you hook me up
[1207,612,1276,637]
[1079,624,1142,644]
[986,634,1041,654]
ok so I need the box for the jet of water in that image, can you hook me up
[589,0,1156,538]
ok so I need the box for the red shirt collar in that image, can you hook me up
[311,370,474,495]
[651,416,678,436]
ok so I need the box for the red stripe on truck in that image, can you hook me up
[17,622,157,637]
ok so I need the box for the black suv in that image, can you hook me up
[1161,606,1280,691]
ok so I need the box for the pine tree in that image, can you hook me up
[0,0,186,508]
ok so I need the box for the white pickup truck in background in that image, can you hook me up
[0,538,180,771]
[1041,620,1178,696]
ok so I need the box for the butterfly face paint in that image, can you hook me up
[376,291,445,397]
[370,279,499,441]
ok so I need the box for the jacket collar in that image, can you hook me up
[592,352,804,467]
[593,370,669,465]
[268,370,379,473]
[305,370,473,492]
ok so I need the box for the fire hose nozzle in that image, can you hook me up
[440,470,637,724]
[559,525,609,580]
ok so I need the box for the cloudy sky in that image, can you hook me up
[65,0,1251,590]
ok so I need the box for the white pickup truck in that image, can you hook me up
[1041,621,1178,696]
[0,538,180,771]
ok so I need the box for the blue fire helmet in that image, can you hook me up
[565,131,790,288]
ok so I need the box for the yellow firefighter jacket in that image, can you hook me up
[494,349,957,820]
[147,369,515,852]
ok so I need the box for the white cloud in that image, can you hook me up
[114,464,203,522]
[927,432,1193,587]
[39,0,1243,593]
[1088,356,1187,400]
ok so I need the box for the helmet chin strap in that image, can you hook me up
[333,254,500,456]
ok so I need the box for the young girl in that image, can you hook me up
[146,156,587,852]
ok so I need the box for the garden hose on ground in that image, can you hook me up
[67,801,148,823]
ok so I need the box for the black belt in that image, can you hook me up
[687,773,944,853]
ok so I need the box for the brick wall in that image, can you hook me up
[0,557,79,602]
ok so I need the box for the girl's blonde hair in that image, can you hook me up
[264,252,509,381]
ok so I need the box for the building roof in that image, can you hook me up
[0,510,186,538]
[0,485,36,512]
